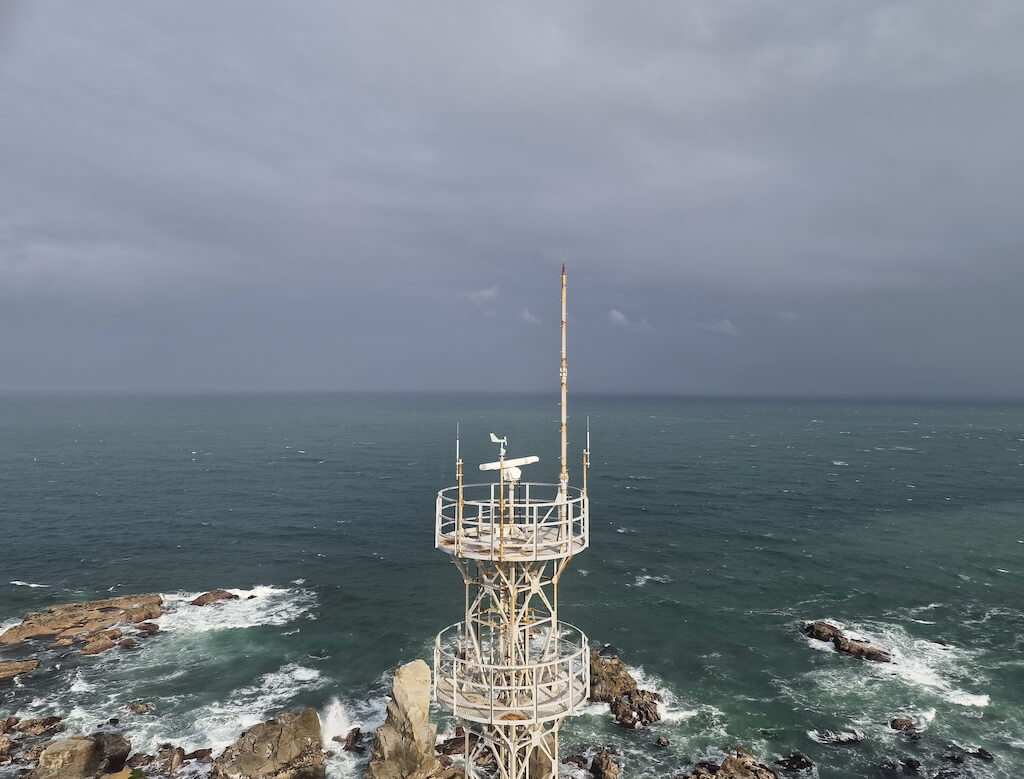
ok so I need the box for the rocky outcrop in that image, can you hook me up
[90,732,131,774]
[0,595,163,657]
[890,717,914,731]
[774,753,814,772]
[0,659,39,681]
[191,590,240,607]
[590,747,620,779]
[213,708,324,779]
[803,621,892,663]
[589,651,662,728]
[686,748,778,779]
[25,735,103,779]
[16,718,65,737]
[366,660,439,779]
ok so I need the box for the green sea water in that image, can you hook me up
[1,393,1022,778]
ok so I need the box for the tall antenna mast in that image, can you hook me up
[559,262,568,492]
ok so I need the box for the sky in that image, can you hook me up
[1,1,1022,397]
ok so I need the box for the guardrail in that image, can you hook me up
[435,483,588,561]
[433,622,590,724]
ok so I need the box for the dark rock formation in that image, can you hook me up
[774,753,814,772]
[590,747,620,779]
[366,660,439,779]
[89,731,131,774]
[157,744,186,775]
[890,718,915,731]
[561,754,587,768]
[213,708,324,779]
[802,621,892,663]
[190,590,240,607]
[126,703,153,715]
[804,621,844,642]
[338,726,363,753]
[0,659,39,682]
[655,736,670,748]
[685,748,779,778]
[185,748,214,762]
[900,757,921,772]
[610,689,662,728]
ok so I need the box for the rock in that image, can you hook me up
[685,748,779,779]
[833,635,892,663]
[366,660,439,779]
[22,743,47,763]
[814,729,864,745]
[213,708,323,779]
[338,726,363,753]
[0,735,12,761]
[89,732,131,774]
[26,735,102,779]
[1,717,19,734]
[0,595,163,649]
[589,651,638,703]
[804,621,844,642]
[968,747,994,761]
[774,753,814,772]
[890,718,915,731]
[561,754,588,767]
[610,688,662,728]
[136,622,160,634]
[185,748,213,762]
[16,718,65,737]
[99,768,132,779]
[655,737,670,748]
[126,753,154,768]
[0,659,40,681]
[436,731,472,756]
[190,590,240,607]
[126,703,153,715]
[117,639,136,650]
[942,751,965,764]
[590,747,620,779]
[157,745,186,775]
[900,757,921,772]
[81,636,118,655]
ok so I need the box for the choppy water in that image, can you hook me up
[1,394,1022,778]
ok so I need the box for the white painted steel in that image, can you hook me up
[433,621,590,725]
[435,482,588,561]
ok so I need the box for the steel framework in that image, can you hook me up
[433,266,590,779]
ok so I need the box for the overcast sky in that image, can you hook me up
[1,1,1022,397]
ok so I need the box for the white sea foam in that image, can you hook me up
[831,460,848,466]
[9,580,50,588]
[321,694,389,779]
[156,585,316,633]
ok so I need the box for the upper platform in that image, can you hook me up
[435,482,588,562]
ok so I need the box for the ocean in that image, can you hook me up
[1,393,1022,778]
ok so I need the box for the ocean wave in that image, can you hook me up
[9,580,51,588]
[156,585,316,633]
[321,694,390,779]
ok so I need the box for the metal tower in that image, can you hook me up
[433,265,590,779]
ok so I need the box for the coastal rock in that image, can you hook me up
[126,703,153,715]
[685,748,778,779]
[655,737,670,748]
[774,753,814,772]
[366,660,439,779]
[1,717,19,734]
[126,753,154,769]
[610,688,662,728]
[185,748,214,762]
[0,735,13,763]
[17,718,65,737]
[590,747,620,779]
[833,635,891,663]
[0,595,163,654]
[26,735,103,779]
[136,622,160,634]
[890,718,915,731]
[212,708,323,779]
[804,621,844,642]
[90,732,131,774]
[81,636,118,656]
[0,659,39,682]
[589,651,638,702]
[157,745,186,775]
[561,754,587,768]
[191,590,240,607]
[813,729,864,745]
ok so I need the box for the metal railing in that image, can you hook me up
[435,482,589,561]
[433,622,590,725]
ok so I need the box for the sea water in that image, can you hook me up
[1,394,1022,778]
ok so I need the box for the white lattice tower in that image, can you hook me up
[433,266,590,779]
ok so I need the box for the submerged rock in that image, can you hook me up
[890,718,915,731]
[190,590,240,607]
[213,709,323,779]
[366,660,439,779]
[802,621,892,663]
[774,753,814,772]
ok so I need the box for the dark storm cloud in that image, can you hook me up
[1,1,1022,396]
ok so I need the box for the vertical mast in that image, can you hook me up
[559,263,568,493]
